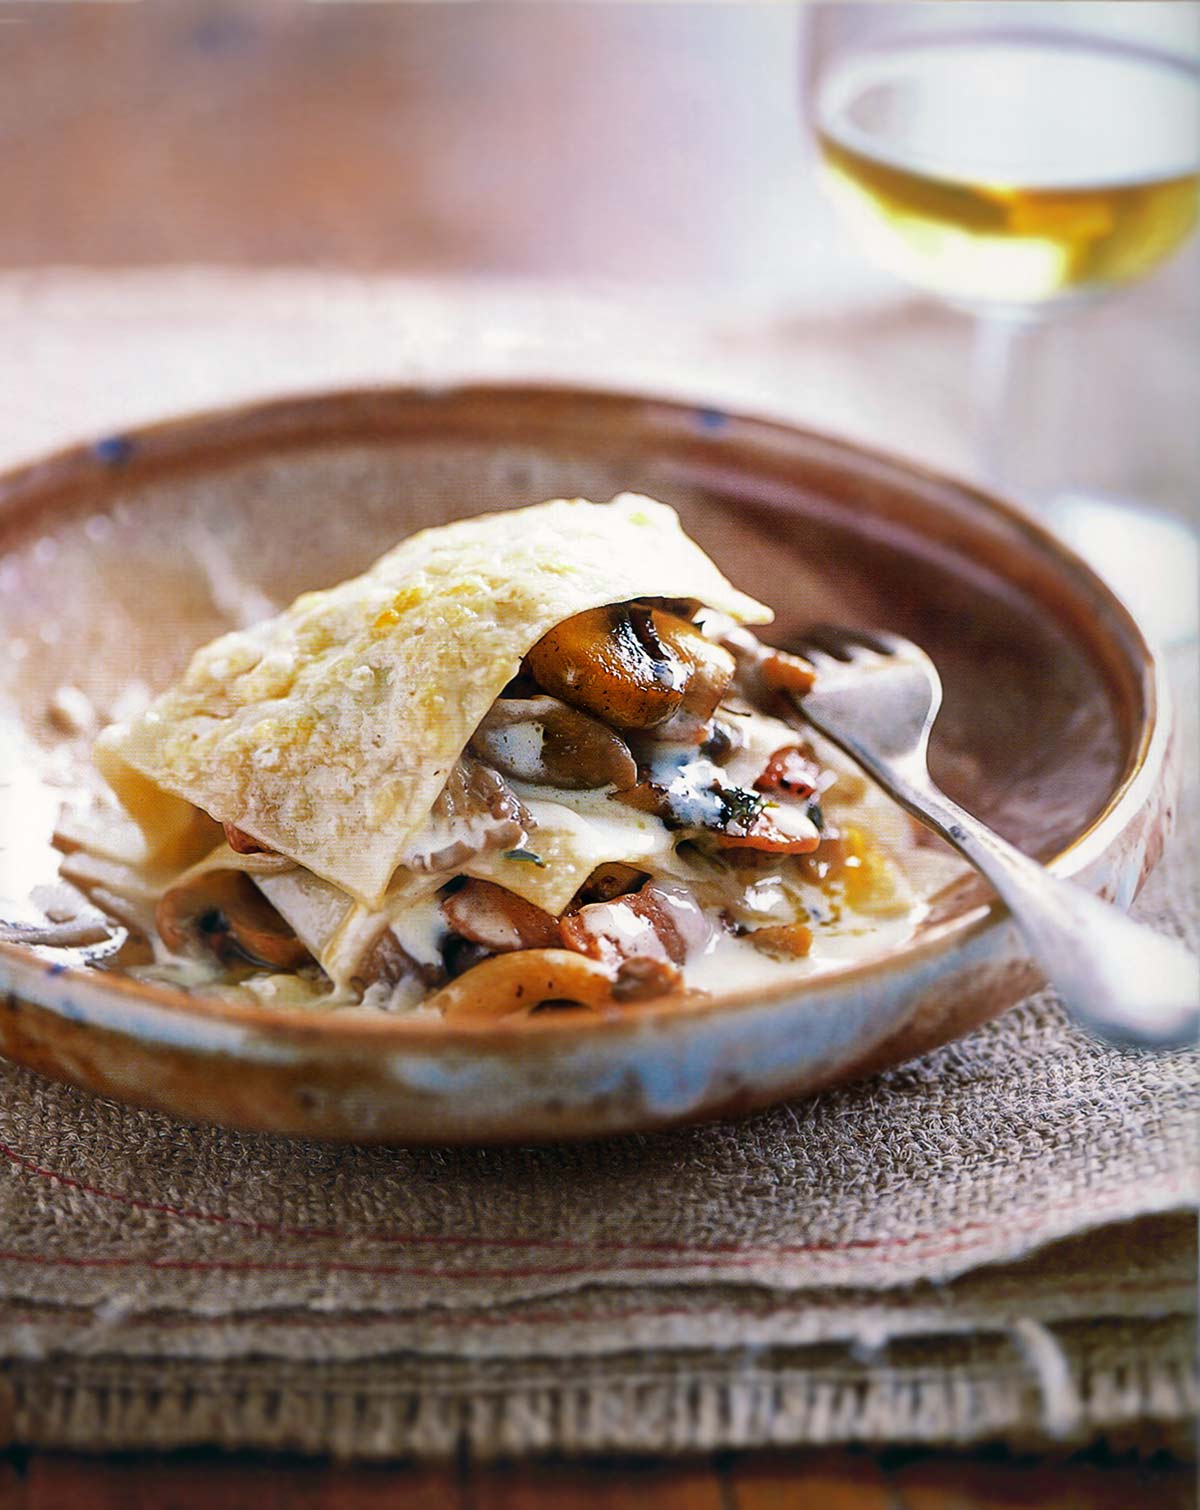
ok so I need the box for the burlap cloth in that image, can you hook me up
[0,272,1197,1459]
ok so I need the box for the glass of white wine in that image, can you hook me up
[806,1,1200,643]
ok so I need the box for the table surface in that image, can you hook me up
[0,1448,1195,1508]
[1,5,1196,1503]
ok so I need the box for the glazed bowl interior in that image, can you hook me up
[0,384,1153,1047]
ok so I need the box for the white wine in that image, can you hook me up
[815,32,1200,306]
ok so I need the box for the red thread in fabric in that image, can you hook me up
[0,1174,1187,1277]
[0,1140,1189,1265]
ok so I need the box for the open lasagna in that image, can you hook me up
[58,495,936,1018]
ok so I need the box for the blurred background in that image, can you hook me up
[0,1,1196,535]
[3,2,839,286]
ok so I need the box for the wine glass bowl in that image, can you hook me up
[809,18,1200,312]
[805,4,1200,644]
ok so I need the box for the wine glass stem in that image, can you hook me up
[970,313,1027,494]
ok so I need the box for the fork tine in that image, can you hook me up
[861,628,937,668]
[834,626,898,658]
[805,625,897,665]
[851,628,911,658]
[800,625,858,663]
[794,644,842,678]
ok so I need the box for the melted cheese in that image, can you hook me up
[97,495,770,905]
[460,788,676,915]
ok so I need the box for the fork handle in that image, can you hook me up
[869,766,1198,1048]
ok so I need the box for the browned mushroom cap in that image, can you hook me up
[647,614,736,741]
[470,696,637,790]
[156,870,311,970]
[526,605,687,730]
[526,605,736,737]
[441,878,562,953]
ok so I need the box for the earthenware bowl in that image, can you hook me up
[0,386,1170,1141]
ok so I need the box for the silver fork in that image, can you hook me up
[791,627,1199,1048]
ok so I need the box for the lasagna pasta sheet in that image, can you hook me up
[97,495,771,905]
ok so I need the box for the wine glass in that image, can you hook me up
[804,2,1200,645]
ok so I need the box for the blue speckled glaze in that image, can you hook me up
[695,408,728,434]
[93,435,135,466]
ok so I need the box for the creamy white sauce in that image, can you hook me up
[522,791,666,861]
[682,929,808,996]
[463,785,676,915]
[389,892,449,971]
[486,722,546,780]
[807,907,929,968]
[681,897,933,996]
[647,881,714,954]
[642,746,728,828]
[733,875,795,922]
[721,708,807,790]
[577,900,667,960]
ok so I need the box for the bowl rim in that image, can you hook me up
[0,380,1168,1047]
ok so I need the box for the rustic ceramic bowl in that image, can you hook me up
[0,386,1170,1141]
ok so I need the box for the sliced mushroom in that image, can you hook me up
[407,756,532,872]
[644,613,735,742]
[615,756,756,836]
[715,803,822,856]
[429,948,617,1019]
[562,881,710,968]
[698,717,744,766]
[156,870,311,969]
[618,770,820,854]
[527,604,736,738]
[441,933,494,980]
[611,780,671,819]
[618,753,819,854]
[441,878,561,953]
[760,646,817,696]
[526,605,687,730]
[470,696,637,790]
